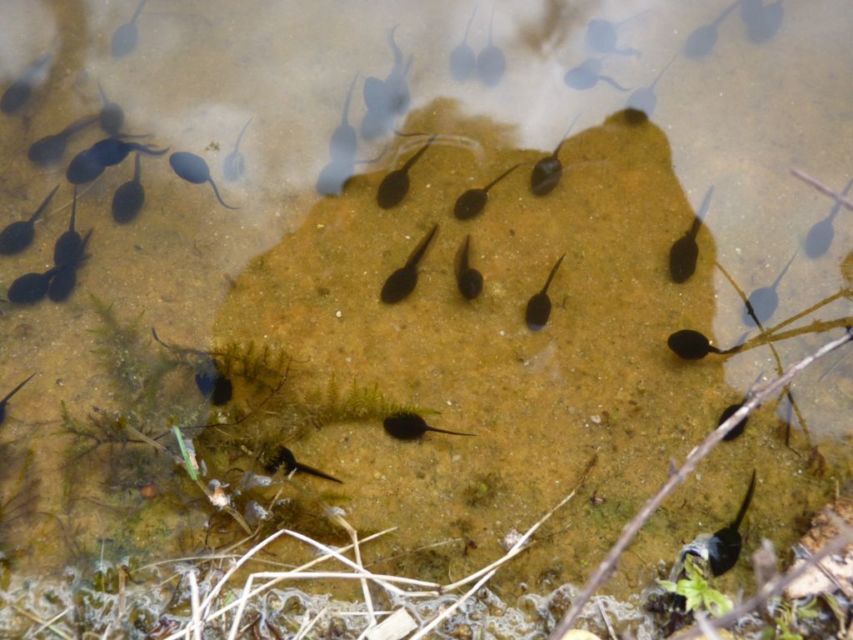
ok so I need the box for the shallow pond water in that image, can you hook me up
[0,0,851,636]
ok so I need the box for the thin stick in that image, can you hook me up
[596,599,617,640]
[549,329,852,638]
[332,514,376,627]
[4,601,73,640]
[671,529,851,640]
[412,569,497,640]
[188,570,202,640]
[226,574,254,640]
[790,168,853,211]
[180,528,397,631]
[282,528,438,595]
[32,607,72,640]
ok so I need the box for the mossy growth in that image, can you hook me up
[463,472,506,507]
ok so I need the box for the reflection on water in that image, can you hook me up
[0,0,851,635]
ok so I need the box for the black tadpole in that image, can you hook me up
[669,185,714,283]
[223,116,253,182]
[7,268,59,305]
[169,151,238,210]
[151,328,233,405]
[28,116,98,166]
[449,4,478,82]
[0,373,37,426]
[1,53,51,115]
[111,0,148,58]
[454,163,519,220]
[48,229,92,303]
[706,470,757,576]
[742,251,797,327]
[0,184,59,256]
[263,446,342,484]
[455,235,483,300]
[112,152,145,223]
[54,185,82,266]
[377,135,437,209]
[530,114,580,197]
[381,224,438,304]
[525,254,565,331]
[667,329,740,360]
[97,81,125,137]
[383,412,475,440]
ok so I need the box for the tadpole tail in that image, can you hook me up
[31,184,61,222]
[731,470,757,531]
[405,223,439,268]
[69,185,78,231]
[207,179,239,210]
[426,426,476,437]
[296,463,343,484]
[130,0,149,24]
[401,134,438,172]
[483,163,521,192]
[542,254,566,294]
[599,76,630,92]
[462,4,478,43]
[771,250,798,289]
[1,373,37,405]
[689,185,715,237]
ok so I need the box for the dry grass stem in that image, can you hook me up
[790,168,853,211]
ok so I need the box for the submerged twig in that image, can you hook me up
[549,329,852,638]
[790,168,853,211]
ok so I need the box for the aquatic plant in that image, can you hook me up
[658,555,733,617]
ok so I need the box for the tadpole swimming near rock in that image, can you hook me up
[625,53,676,117]
[263,446,342,483]
[666,329,740,360]
[669,185,714,283]
[0,373,36,426]
[383,412,475,440]
[525,254,565,331]
[683,0,740,59]
[28,116,98,166]
[111,0,148,58]
[0,184,59,256]
[804,178,852,259]
[476,4,505,87]
[223,117,253,182]
[530,114,580,197]
[112,153,145,223]
[454,163,519,220]
[564,58,629,92]
[742,251,797,327]
[1,53,51,115]
[449,4,478,82]
[682,471,757,577]
[381,224,438,304]
[169,151,238,210]
[376,135,436,209]
[54,185,82,266]
[455,235,483,300]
